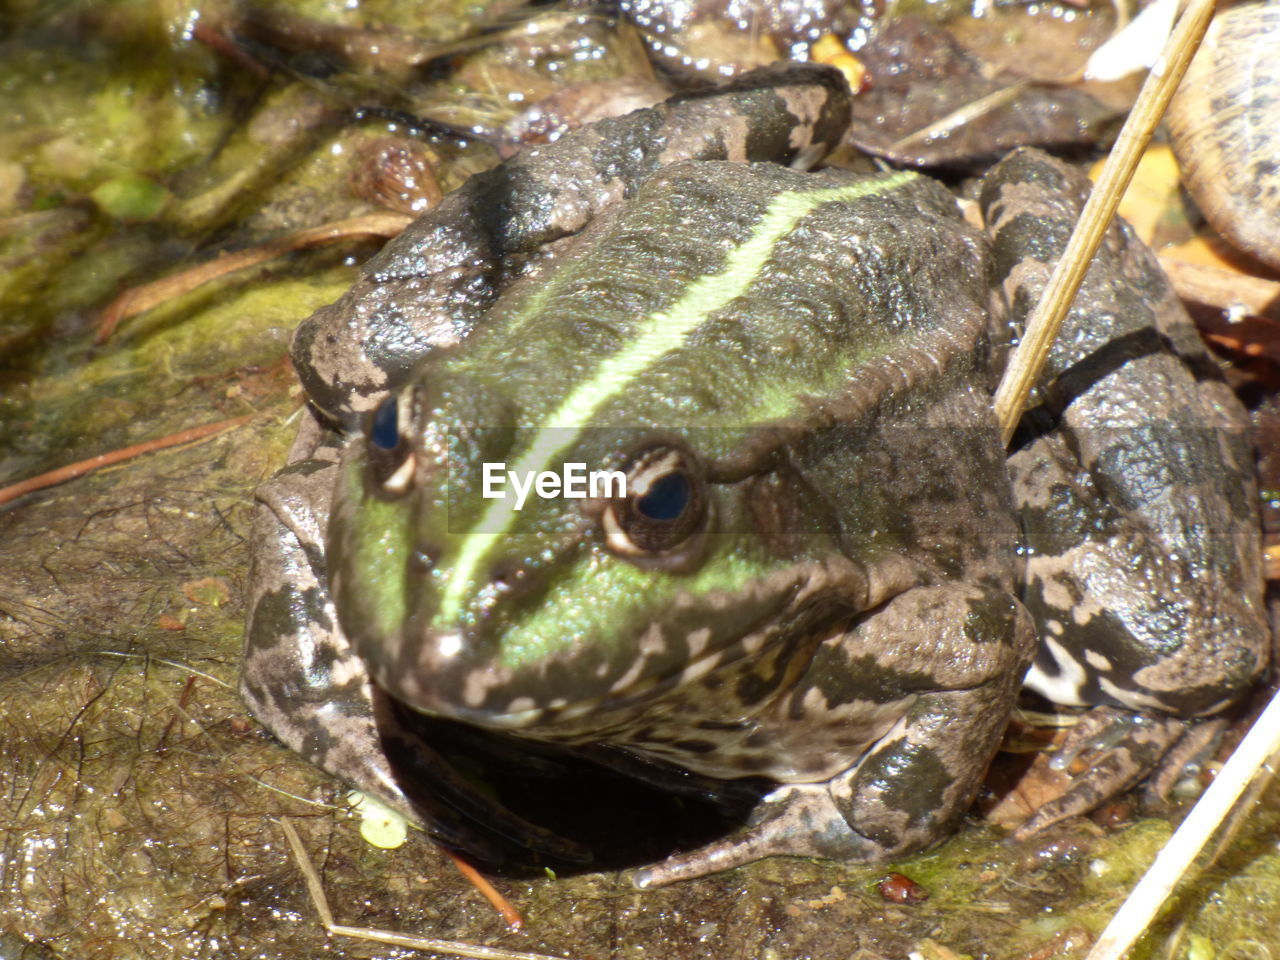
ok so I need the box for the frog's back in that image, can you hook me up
[444,160,995,438]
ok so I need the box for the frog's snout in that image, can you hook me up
[371,623,545,729]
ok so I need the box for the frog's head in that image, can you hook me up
[328,364,858,733]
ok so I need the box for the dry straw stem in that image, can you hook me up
[992,0,1216,444]
[0,414,253,507]
[277,817,581,960]
[95,212,412,343]
[1084,691,1280,960]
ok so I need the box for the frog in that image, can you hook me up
[242,62,1268,887]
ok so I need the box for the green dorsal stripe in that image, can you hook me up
[437,168,920,621]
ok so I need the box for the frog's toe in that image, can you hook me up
[632,784,881,888]
[1012,706,1185,841]
[1141,716,1227,807]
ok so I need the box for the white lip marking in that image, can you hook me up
[609,623,666,694]
[609,654,650,695]
[686,627,712,658]
[679,650,722,686]
[1098,677,1175,711]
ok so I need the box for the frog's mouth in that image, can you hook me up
[491,622,786,733]
[381,621,791,733]
[376,558,868,735]
[372,686,769,872]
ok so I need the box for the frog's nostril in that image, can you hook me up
[484,562,548,607]
[490,561,521,589]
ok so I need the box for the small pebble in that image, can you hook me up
[877,872,929,904]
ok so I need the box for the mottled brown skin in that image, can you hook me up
[984,149,1268,836]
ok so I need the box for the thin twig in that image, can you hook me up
[1084,687,1280,960]
[445,849,526,931]
[992,0,1216,444]
[890,81,1029,152]
[96,651,233,689]
[95,212,412,343]
[0,414,254,507]
[278,818,579,960]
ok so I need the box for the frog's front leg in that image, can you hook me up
[241,415,413,816]
[634,583,1035,887]
[245,415,471,824]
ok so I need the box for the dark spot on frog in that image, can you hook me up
[299,541,328,579]
[1017,479,1111,558]
[961,591,1024,646]
[278,456,337,479]
[810,653,940,710]
[733,664,794,710]
[695,718,750,732]
[360,304,434,382]
[1095,423,1231,506]
[861,742,954,834]
[740,730,772,750]
[1210,92,1235,117]
[252,583,334,650]
[988,212,1073,290]
[587,110,666,184]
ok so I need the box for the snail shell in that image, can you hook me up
[1167,0,1280,271]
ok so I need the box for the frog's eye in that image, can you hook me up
[370,393,400,450]
[365,391,416,496]
[603,447,708,556]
